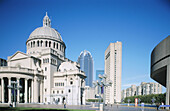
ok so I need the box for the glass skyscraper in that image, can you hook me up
[78,50,93,87]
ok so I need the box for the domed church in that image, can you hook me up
[0,13,86,105]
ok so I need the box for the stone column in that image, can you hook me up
[25,78,28,103]
[0,78,1,102]
[29,86,31,103]
[166,64,170,109]
[17,78,20,103]
[40,80,44,103]
[82,80,86,105]
[34,77,39,103]
[1,77,4,103]
[31,79,34,103]
[8,77,11,103]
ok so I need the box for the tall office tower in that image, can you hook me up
[78,50,94,87]
[105,41,122,104]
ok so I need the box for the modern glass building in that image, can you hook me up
[96,70,104,81]
[78,50,93,87]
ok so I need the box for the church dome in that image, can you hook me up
[59,62,78,72]
[26,12,66,58]
[29,27,62,41]
[27,12,62,41]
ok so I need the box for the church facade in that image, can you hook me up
[0,13,86,105]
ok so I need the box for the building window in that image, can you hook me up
[33,41,35,47]
[68,89,71,93]
[41,40,43,47]
[49,41,51,47]
[62,91,63,94]
[45,41,48,47]
[45,89,47,92]
[45,67,47,71]
[70,81,73,85]
[53,91,55,94]
[57,43,58,49]
[53,42,55,48]
[57,91,59,94]
[37,41,39,47]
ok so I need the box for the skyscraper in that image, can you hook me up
[105,41,122,104]
[78,50,93,87]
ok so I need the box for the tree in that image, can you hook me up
[123,93,165,104]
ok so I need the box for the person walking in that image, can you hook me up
[161,102,164,109]
[64,100,66,108]
[156,103,160,110]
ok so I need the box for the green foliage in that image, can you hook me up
[124,93,166,104]
[86,99,103,102]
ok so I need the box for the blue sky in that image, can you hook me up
[0,0,170,92]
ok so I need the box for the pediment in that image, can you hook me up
[8,51,29,61]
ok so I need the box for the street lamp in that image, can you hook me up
[93,80,100,109]
[127,99,131,106]
[151,97,156,105]
[138,98,141,104]
[98,74,112,111]
[7,81,22,107]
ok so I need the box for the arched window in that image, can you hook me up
[45,41,48,47]
[70,78,73,85]
[31,42,32,48]
[53,42,55,48]
[57,43,58,49]
[33,41,35,47]
[37,41,39,47]
[49,41,51,47]
[60,44,61,50]
[41,41,43,47]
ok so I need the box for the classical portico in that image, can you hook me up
[0,67,44,103]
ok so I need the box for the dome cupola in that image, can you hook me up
[26,12,66,58]
[43,12,51,27]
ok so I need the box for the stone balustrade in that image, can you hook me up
[0,66,42,75]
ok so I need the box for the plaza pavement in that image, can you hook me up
[0,103,170,111]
